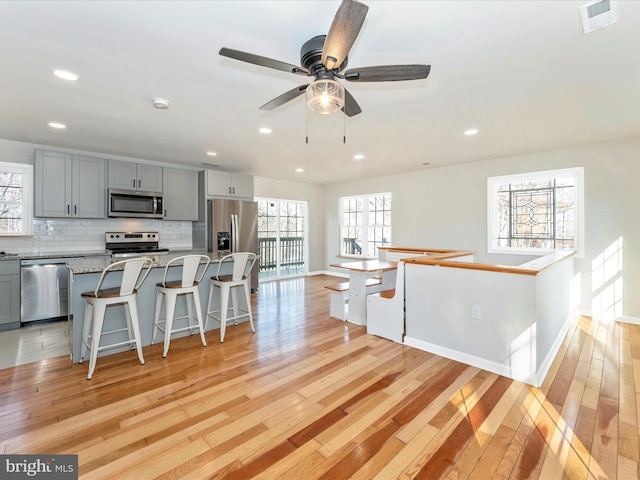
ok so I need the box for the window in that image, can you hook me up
[488,167,583,255]
[340,192,391,257]
[0,162,33,236]
[257,198,307,279]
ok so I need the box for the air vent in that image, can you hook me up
[580,0,617,34]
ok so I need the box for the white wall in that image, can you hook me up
[323,136,640,319]
[253,176,325,273]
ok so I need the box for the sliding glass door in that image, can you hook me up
[257,198,307,279]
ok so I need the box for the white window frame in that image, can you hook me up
[0,161,33,237]
[339,192,392,259]
[487,167,584,257]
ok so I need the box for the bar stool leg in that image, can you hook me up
[230,287,239,324]
[162,293,177,358]
[185,292,195,332]
[192,289,207,347]
[152,290,164,344]
[87,303,107,380]
[244,280,255,333]
[81,301,93,362]
[220,284,230,342]
[127,297,145,365]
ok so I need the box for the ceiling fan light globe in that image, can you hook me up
[306,79,345,115]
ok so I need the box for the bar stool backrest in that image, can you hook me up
[93,257,154,296]
[161,254,211,287]
[215,252,258,282]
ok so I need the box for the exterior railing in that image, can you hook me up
[343,238,362,255]
[258,236,305,272]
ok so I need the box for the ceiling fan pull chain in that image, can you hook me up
[343,112,346,144]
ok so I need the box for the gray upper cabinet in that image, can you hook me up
[163,168,198,221]
[108,159,163,193]
[35,150,106,218]
[206,171,254,199]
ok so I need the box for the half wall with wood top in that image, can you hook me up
[403,251,576,386]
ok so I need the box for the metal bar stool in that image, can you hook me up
[80,257,153,380]
[205,252,257,342]
[152,254,210,357]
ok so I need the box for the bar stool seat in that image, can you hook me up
[80,257,153,380]
[205,252,258,342]
[152,254,210,357]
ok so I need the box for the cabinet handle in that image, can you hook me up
[67,205,70,214]
[133,179,136,188]
[232,187,235,195]
[228,186,232,195]
[138,179,141,188]
[74,205,77,215]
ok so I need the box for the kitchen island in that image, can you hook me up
[66,252,246,362]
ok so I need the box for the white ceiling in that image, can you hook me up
[1,0,639,184]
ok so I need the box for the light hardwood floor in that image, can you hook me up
[0,274,637,479]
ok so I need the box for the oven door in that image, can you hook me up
[108,189,164,218]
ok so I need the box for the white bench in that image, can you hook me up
[366,261,405,343]
[325,278,383,321]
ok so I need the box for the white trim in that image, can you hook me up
[404,311,577,387]
[617,315,640,326]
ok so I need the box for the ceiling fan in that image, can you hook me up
[219,0,430,117]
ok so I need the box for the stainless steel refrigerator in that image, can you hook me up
[208,199,259,291]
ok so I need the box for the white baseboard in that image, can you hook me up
[404,311,578,387]
[617,315,640,325]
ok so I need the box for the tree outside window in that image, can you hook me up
[0,162,33,236]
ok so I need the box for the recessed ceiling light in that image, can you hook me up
[259,127,272,134]
[464,129,479,136]
[206,151,217,157]
[353,154,365,161]
[53,69,78,81]
[296,168,304,173]
[48,122,66,129]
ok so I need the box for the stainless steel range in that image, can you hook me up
[105,231,169,258]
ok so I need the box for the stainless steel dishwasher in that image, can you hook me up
[20,257,82,323]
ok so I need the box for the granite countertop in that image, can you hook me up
[0,249,206,263]
[67,251,225,274]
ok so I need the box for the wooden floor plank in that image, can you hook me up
[0,276,636,479]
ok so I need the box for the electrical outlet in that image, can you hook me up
[471,305,481,320]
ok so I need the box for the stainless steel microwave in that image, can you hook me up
[108,189,164,218]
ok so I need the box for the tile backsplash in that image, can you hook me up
[0,218,193,255]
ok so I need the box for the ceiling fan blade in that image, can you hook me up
[344,65,431,82]
[220,47,309,76]
[259,85,308,111]
[322,0,369,70]
[342,88,362,117]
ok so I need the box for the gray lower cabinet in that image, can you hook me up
[35,150,106,218]
[0,261,20,330]
[163,168,198,220]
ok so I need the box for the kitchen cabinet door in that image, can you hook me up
[108,160,163,192]
[35,150,72,217]
[35,150,106,218]
[206,171,254,199]
[163,168,198,220]
[0,261,20,330]
[72,155,106,218]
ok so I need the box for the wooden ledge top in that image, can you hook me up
[403,250,575,276]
